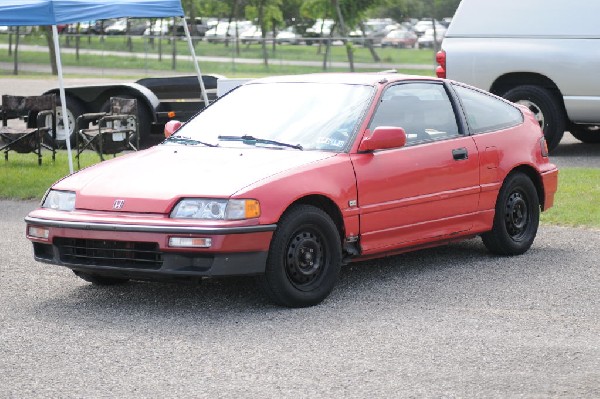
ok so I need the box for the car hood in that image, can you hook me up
[58,145,336,213]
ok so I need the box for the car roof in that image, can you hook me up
[248,73,438,86]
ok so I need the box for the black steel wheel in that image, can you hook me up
[482,172,540,255]
[73,271,129,286]
[259,205,342,307]
[503,85,565,151]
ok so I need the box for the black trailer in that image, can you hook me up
[42,74,222,148]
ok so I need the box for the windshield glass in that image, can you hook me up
[169,82,374,152]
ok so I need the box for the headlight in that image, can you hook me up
[42,190,76,211]
[170,198,260,220]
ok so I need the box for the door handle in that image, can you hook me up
[452,147,468,160]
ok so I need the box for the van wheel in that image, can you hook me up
[482,172,540,256]
[258,205,342,308]
[502,85,565,151]
[570,125,600,143]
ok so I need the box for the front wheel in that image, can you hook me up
[502,85,565,151]
[482,173,540,256]
[259,205,342,307]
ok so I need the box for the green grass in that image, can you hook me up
[0,33,436,78]
[0,150,103,200]
[1,152,597,229]
[0,50,434,78]
[540,168,600,228]
[1,33,435,65]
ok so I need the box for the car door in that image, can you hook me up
[350,81,480,255]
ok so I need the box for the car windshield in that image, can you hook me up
[170,82,374,152]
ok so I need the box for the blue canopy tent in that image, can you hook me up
[0,0,209,173]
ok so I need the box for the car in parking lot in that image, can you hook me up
[25,73,558,308]
[381,29,418,48]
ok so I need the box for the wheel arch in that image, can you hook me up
[44,83,159,123]
[283,195,346,243]
[506,164,546,210]
[490,72,562,98]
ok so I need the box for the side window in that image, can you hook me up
[453,85,523,134]
[368,82,460,146]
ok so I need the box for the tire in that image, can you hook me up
[502,85,565,151]
[258,205,342,308]
[44,95,86,148]
[100,96,153,149]
[481,172,540,256]
[569,125,600,143]
[73,271,129,286]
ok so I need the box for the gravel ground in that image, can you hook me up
[1,200,599,398]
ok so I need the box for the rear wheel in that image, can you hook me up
[502,85,565,151]
[73,271,129,286]
[569,125,600,143]
[259,205,342,307]
[482,173,540,256]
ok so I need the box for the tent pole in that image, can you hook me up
[181,18,210,107]
[52,25,74,175]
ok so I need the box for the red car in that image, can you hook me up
[25,73,558,307]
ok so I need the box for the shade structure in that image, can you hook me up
[0,0,208,174]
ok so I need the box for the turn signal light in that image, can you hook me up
[169,237,212,248]
[28,226,49,240]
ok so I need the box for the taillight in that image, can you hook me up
[436,50,446,78]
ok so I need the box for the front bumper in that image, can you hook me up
[25,216,276,279]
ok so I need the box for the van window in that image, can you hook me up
[453,85,523,134]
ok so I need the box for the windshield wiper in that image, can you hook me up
[166,135,218,147]
[217,135,303,150]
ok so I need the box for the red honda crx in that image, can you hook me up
[25,73,558,307]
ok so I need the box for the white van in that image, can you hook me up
[436,0,600,150]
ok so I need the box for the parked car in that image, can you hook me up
[205,21,252,43]
[25,73,558,308]
[275,25,301,45]
[304,19,335,45]
[104,18,149,35]
[240,25,274,44]
[417,27,446,48]
[381,29,418,48]
[348,19,395,45]
[413,19,444,36]
[438,0,600,149]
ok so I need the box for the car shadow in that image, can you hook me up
[32,236,569,325]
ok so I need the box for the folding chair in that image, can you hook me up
[75,97,139,169]
[0,94,57,166]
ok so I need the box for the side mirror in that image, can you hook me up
[358,126,407,152]
[164,120,182,138]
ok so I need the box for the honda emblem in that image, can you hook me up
[113,199,125,210]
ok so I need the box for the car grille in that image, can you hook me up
[56,238,163,269]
